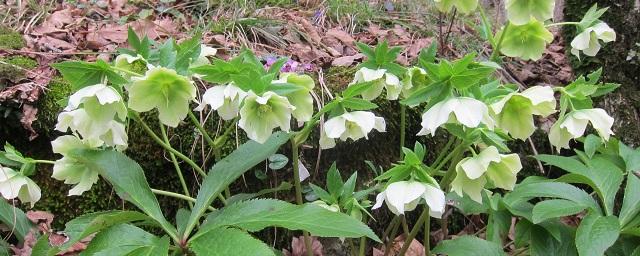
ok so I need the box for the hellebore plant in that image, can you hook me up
[0,1,629,256]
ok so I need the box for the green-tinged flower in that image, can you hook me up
[372,181,445,217]
[195,84,246,120]
[51,135,100,196]
[192,45,218,67]
[55,84,128,149]
[349,67,402,100]
[320,111,386,149]
[417,97,494,136]
[401,67,428,99]
[498,20,554,61]
[505,0,555,25]
[570,22,616,58]
[452,146,522,203]
[239,91,295,143]
[128,67,197,127]
[273,73,315,123]
[114,54,148,78]
[433,0,478,14]
[311,200,340,212]
[0,166,41,207]
[490,86,556,140]
[548,108,614,150]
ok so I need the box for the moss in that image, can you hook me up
[0,27,25,50]
[0,56,37,83]
[33,77,71,137]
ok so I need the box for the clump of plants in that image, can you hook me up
[1,1,637,255]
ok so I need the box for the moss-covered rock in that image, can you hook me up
[33,77,71,137]
[0,56,37,86]
[564,0,640,147]
[0,27,25,50]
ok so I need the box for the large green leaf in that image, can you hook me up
[54,211,150,253]
[183,132,291,239]
[575,212,620,256]
[620,174,640,228]
[189,227,274,256]
[503,181,600,214]
[193,199,380,242]
[530,224,578,256]
[81,224,169,256]
[0,199,33,242]
[432,236,506,256]
[532,199,588,224]
[51,60,127,90]
[536,155,621,215]
[72,149,177,239]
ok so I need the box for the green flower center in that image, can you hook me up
[258,104,272,115]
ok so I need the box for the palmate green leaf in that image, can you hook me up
[226,182,293,205]
[53,211,151,254]
[575,212,620,256]
[51,60,128,90]
[189,227,274,256]
[583,134,602,158]
[486,209,512,244]
[532,199,587,224]
[0,199,33,242]
[432,236,505,256]
[183,132,291,239]
[81,224,169,256]
[174,32,202,75]
[71,149,177,239]
[341,98,378,111]
[536,154,623,215]
[194,199,380,242]
[450,66,495,90]
[326,163,344,198]
[620,174,640,228]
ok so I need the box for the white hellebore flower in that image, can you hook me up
[452,146,522,203]
[570,22,616,58]
[195,84,247,120]
[372,181,445,218]
[55,84,128,149]
[273,73,316,124]
[192,45,218,67]
[51,135,100,196]
[319,111,386,149]
[349,67,402,100]
[418,97,494,136]
[0,166,41,207]
[401,67,427,100]
[490,86,556,140]
[239,91,295,143]
[548,108,614,150]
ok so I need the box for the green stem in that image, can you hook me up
[383,216,401,256]
[545,21,580,27]
[383,216,401,241]
[151,189,215,211]
[131,112,207,177]
[397,208,430,256]
[490,22,511,62]
[32,159,55,165]
[358,236,366,256]
[424,206,431,256]
[439,143,467,189]
[399,104,406,158]
[213,118,238,148]
[432,141,465,174]
[187,111,217,149]
[291,140,313,256]
[160,124,193,209]
[428,138,455,173]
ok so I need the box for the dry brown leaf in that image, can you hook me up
[373,235,425,256]
[326,28,355,45]
[39,36,76,51]
[21,105,38,140]
[283,236,323,256]
[331,53,364,67]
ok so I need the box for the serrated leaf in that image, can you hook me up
[51,61,127,90]
[532,199,587,224]
[226,182,293,205]
[503,181,600,214]
[326,163,344,198]
[575,212,619,256]
[583,134,602,158]
[81,224,169,256]
[0,199,33,242]
[70,150,177,239]
[432,236,506,256]
[195,199,380,242]
[341,98,378,111]
[189,227,274,256]
[183,132,290,239]
[619,173,640,227]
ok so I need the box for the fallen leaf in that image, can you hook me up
[21,105,38,140]
[326,28,354,45]
[331,53,364,67]
[283,236,323,256]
